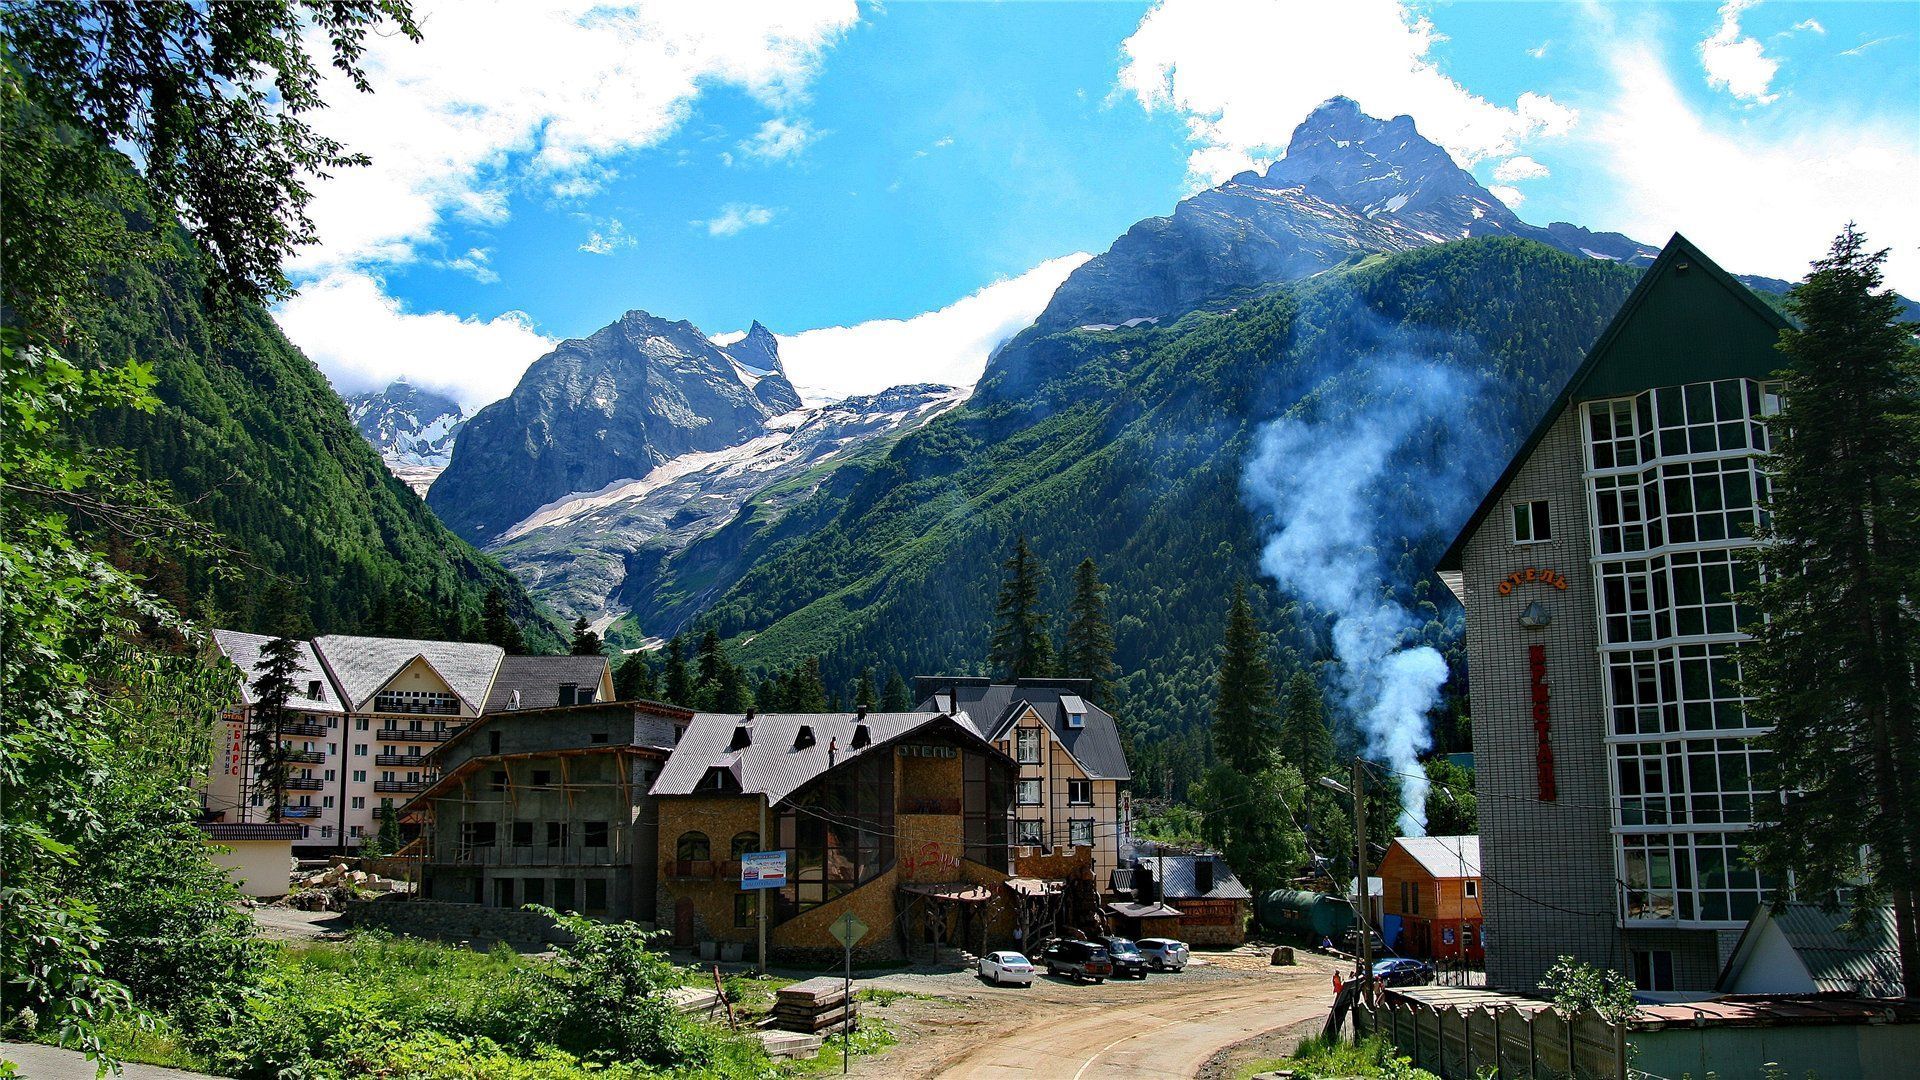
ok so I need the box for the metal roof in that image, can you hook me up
[197,821,303,841]
[1387,835,1482,880]
[1138,852,1253,900]
[311,634,504,713]
[483,655,611,712]
[651,711,1000,804]
[912,677,1132,781]
[1718,902,1904,999]
[1108,901,1186,919]
[211,630,343,714]
[1435,234,1791,572]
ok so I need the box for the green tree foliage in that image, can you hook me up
[989,534,1055,679]
[881,669,911,711]
[482,586,527,653]
[662,635,691,707]
[1541,956,1638,1025]
[1422,757,1478,837]
[614,652,657,702]
[1278,670,1333,783]
[1743,227,1920,995]
[853,667,876,710]
[1063,557,1118,701]
[1196,761,1309,893]
[247,633,304,822]
[690,630,747,712]
[1213,581,1280,764]
[569,617,604,657]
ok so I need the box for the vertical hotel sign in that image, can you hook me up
[1528,645,1556,801]
[222,711,246,777]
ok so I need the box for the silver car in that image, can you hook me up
[1135,937,1189,972]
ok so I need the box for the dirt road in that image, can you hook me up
[849,950,1339,1080]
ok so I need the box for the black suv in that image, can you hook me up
[1100,936,1150,978]
[1041,940,1114,983]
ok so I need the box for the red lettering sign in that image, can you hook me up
[1497,567,1570,597]
[1528,644,1556,801]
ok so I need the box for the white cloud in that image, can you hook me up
[738,117,816,161]
[774,253,1093,403]
[1117,0,1577,183]
[274,271,557,412]
[1842,36,1900,58]
[1492,156,1550,183]
[1529,40,1551,59]
[295,1,857,275]
[1583,42,1918,293]
[1792,19,1825,35]
[700,204,778,237]
[439,247,499,283]
[579,219,635,255]
[1700,0,1780,104]
[1488,185,1525,209]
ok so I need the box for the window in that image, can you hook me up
[584,821,608,848]
[512,821,534,847]
[1511,499,1551,543]
[735,892,757,929]
[546,822,569,848]
[489,731,501,754]
[307,679,323,700]
[1015,727,1040,764]
[731,832,759,860]
[1017,779,1042,805]
[324,769,335,781]
[1069,819,1093,847]
[1067,779,1092,805]
[320,826,333,838]
[523,878,545,906]
[1464,879,1478,899]
[553,878,577,913]
[349,825,363,837]
[583,878,608,914]
[589,732,609,744]
[1632,950,1675,992]
[1067,710,1085,729]
[355,718,369,731]
[322,796,334,809]
[676,832,711,862]
[353,770,366,783]
[490,770,507,792]
[531,769,552,787]
[351,797,365,810]
[461,821,496,850]
[375,689,458,715]
[1016,819,1043,846]
[493,878,515,908]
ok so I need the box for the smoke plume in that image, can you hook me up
[1241,358,1496,835]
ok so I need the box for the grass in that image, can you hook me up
[1230,1034,1440,1080]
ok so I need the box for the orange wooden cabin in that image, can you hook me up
[1377,835,1483,963]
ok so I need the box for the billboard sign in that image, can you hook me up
[740,850,787,890]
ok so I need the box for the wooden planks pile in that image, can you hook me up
[770,976,858,1034]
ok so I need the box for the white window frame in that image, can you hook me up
[1015,727,1041,765]
[1511,499,1552,544]
[1016,778,1042,805]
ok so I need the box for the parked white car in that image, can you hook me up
[978,950,1036,986]
[1136,937,1190,972]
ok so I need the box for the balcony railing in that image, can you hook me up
[284,777,324,791]
[284,750,326,764]
[374,752,430,766]
[666,859,740,881]
[376,727,456,743]
[373,695,460,716]
[281,806,321,819]
[282,721,329,738]
[374,779,430,793]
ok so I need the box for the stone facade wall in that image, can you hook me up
[343,898,575,946]
[655,794,763,944]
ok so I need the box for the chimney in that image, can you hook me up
[727,725,752,751]
[1134,863,1159,905]
[856,705,867,719]
[745,707,755,720]
[851,723,871,749]
[944,683,958,715]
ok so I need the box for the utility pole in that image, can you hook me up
[758,794,769,976]
[1352,758,1371,987]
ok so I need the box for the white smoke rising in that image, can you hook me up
[1241,359,1490,836]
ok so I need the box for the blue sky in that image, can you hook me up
[273,1,1920,410]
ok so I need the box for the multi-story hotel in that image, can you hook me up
[1436,235,1791,993]
[207,631,612,852]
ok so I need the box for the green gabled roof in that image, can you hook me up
[1436,234,1793,572]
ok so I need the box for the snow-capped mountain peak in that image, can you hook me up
[345,379,467,494]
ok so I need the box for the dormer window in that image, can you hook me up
[698,766,739,793]
[851,723,872,750]
[1067,711,1085,729]
[727,725,753,751]
[307,679,323,700]
[793,725,815,750]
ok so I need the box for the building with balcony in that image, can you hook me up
[407,699,691,920]
[1434,234,1792,993]
[207,631,613,853]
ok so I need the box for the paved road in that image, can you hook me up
[2,1043,216,1080]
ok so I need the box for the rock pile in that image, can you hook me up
[276,862,406,911]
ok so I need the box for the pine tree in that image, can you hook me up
[374,802,403,856]
[881,670,911,711]
[989,535,1054,679]
[249,633,303,822]
[854,668,876,710]
[1744,226,1920,995]
[662,635,691,706]
[783,657,829,713]
[614,652,656,701]
[568,617,603,657]
[1212,581,1279,765]
[1063,556,1117,701]
[1278,671,1333,783]
[481,586,525,653]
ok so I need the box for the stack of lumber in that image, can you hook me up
[770,977,858,1034]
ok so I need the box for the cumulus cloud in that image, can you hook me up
[700,204,779,237]
[579,219,635,255]
[772,253,1093,403]
[1488,185,1525,208]
[294,0,858,276]
[1492,156,1550,182]
[1117,0,1577,183]
[1700,0,1781,104]
[1585,41,1917,292]
[274,271,557,412]
[739,117,817,161]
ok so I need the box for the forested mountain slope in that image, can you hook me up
[77,238,561,648]
[666,239,1641,790]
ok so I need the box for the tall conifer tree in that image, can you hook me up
[568,617,603,657]
[881,670,911,711]
[1212,580,1279,764]
[989,535,1054,679]
[1278,671,1333,783]
[480,586,524,653]
[1744,227,1920,995]
[1063,557,1117,701]
[662,635,691,706]
[248,633,303,822]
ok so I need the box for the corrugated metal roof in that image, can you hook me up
[311,634,504,713]
[197,821,303,841]
[1389,835,1481,880]
[911,678,1131,780]
[483,655,610,712]
[1139,853,1253,900]
[652,711,998,803]
[1774,904,1902,998]
[212,630,343,714]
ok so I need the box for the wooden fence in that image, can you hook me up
[1358,994,1628,1079]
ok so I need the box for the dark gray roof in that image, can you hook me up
[483,655,611,712]
[311,633,504,713]
[198,821,303,841]
[1136,852,1252,901]
[912,677,1132,781]
[212,630,343,714]
[652,711,993,803]
[1720,903,1904,998]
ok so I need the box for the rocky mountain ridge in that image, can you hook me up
[345,379,467,495]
